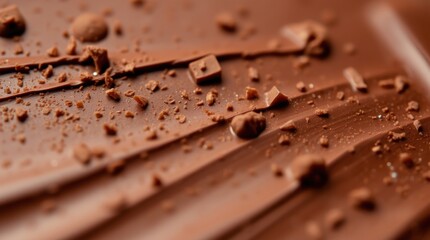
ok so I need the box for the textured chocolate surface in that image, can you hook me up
[0,0,430,239]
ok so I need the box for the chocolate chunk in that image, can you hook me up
[271,163,284,177]
[399,152,414,168]
[281,20,327,56]
[57,72,68,83]
[280,120,297,132]
[278,134,290,145]
[66,37,77,55]
[206,90,218,106]
[145,80,160,92]
[133,95,148,109]
[325,208,346,230]
[245,86,259,100]
[296,81,307,92]
[343,67,367,92]
[46,46,59,57]
[189,55,221,85]
[152,174,163,188]
[348,187,376,211]
[105,88,121,101]
[15,107,28,122]
[42,65,54,78]
[215,12,237,32]
[230,111,266,139]
[80,46,110,73]
[394,75,408,93]
[290,154,328,187]
[319,135,329,148]
[103,123,118,135]
[264,86,289,107]
[0,5,26,38]
[248,67,259,82]
[71,13,108,42]
[73,143,92,165]
[388,131,406,142]
[406,101,419,112]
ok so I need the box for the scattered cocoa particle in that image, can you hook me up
[94,111,103,118]
[113,20,123,35]
[71,13,108,42]
[388,131,406,142]
[73,143,92,164]
[105,88,121,101]
[336,91,345,100]
[248,67,259,82]
[15,107,28,122]
[270,163,284,177]
[372,145,383,154]
[325,208,346,230]
[42,65,54,78]
[343,42,356,55]
[57,72,67,83]
[216,12,237,32]
[226,103,234,111]
[296,81,307,92]
[46,46,59,57]
[151,174,163,188]
[14,43,23,55]
[145,129,158,140]
[80,72,93,82]
[0,5,26,37]
[230,111,266,139]
[264,86,289,107]
[280,120,297,132]
[278,134,290,145]
[290,154,328,187]
[413,120,422,132]
[167,69,176,77]
[103,123,117,135]
[394,75,408,93]
[106,159,125,175]
[124,111,135,118]
[348,187,376,211]
[315,108,329,117]
[145,80,159,92]
[66,37,77,55]
[319,135,329,148]
[245,86,259,100]
[131,95,147,109]
[343,67,367,92]
[406,101,419,112]
[206,90,218,106]
[399,152,414,168]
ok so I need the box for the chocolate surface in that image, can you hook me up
[0,0,430,239]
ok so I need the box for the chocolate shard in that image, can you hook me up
[0,5,26,38]
[71,13,108,42]
[264,86,289,107]
[189,55,222,85]
[230,111,266,139]
[343,67,367,92]
[290,154,328,187]
[281,20,328,56]
[80,46,110,73]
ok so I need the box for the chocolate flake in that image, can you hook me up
[105,88,121,101]
[15,107,28,122]
[189,55,221,85]
[348,187,376,211]
[71,13,108,42]
[0,5,26,38]
[278,134,290,145]
[413,120,423,132]
[245,86,259,100]
[57,72,68,83]
[290,154,328,187]
[343,67,367,92]
[42,65,54,78]
[264,86,289,107]
[47,46,60,57]
[133,95,148,109]
[231,111,266,139]
[145,80,160,92]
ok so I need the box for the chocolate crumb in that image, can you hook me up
[231,111,266,139]
[189,55,221,85]
[264,86,289,107]
[290,154,328,187]
[133,95,148,109]
[0,5,26,38]
[406,101,419,112]
[15,107,28,122]
[245,86,259,100]
[399,152,414,168]
[152,174,163,188]
[296,81,307,92]
[271,163,284,177]
[216,12,237,32]
[315,108,329,117]
[57,72,68,83]
[336,91,345,100]
[103,123,117,135]
[106,159,125,175]
[280,120,297,132]
[42,65,54,78]
[348,187,376,211]
[305,221,323,240]
[46,46,59,57]
[278,134,290,145]
[319,135,329,148]
[394,76,408,93]
[206,90,218,106]
[325,208,346,230]
[66,37,77,55]
[73,143,92,164]
[343,67,367,92]
[105,88,121,101]
[413,120,423,132]
[378,79,395,89]
[71,13,108,42]
[145,80,160,92]
[248,67,259,82]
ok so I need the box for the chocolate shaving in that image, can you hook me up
[343,67,367,92]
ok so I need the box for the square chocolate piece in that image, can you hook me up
[189,55,221,85]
